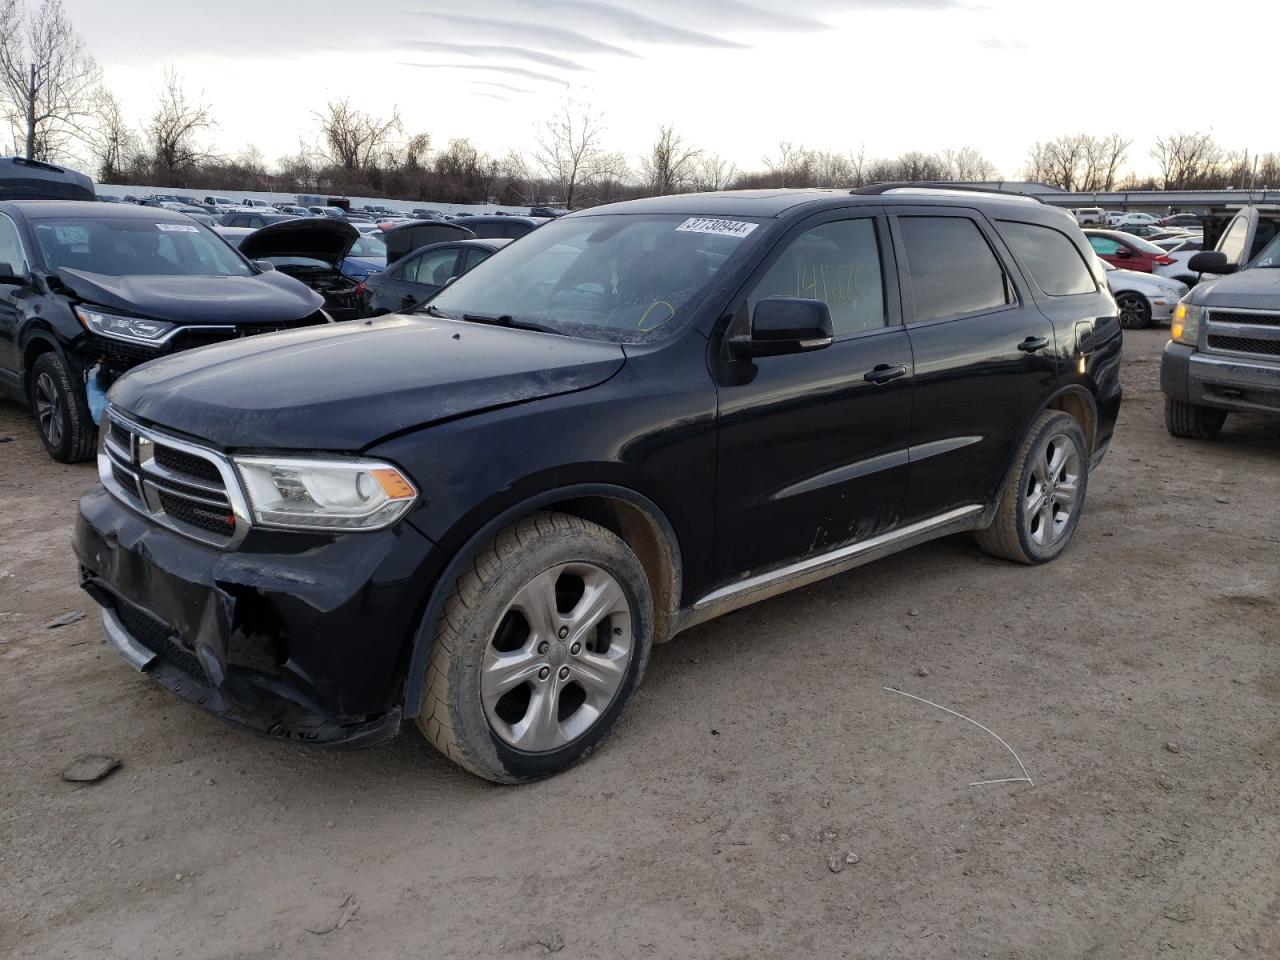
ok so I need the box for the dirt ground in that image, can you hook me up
[1,327,1278,960]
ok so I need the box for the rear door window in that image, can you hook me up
[997,220,1096,296]
[1088,235,1122,256]
[898,216,1011,323]
[412,247,461,286]
[0,214,26,274]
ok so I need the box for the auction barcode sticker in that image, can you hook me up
[156,223,199,233]
[675,217,758,239]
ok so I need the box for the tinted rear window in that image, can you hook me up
[997,220,1096,296]
[898,216,1010,323]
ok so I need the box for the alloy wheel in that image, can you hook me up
[34,372,64,449]
[481,562,634,752]
[1023,434,1080,547]
[1117,294,1149,329]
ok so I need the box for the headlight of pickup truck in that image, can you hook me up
[233,456,417,531]
[75,306,176,345]
[1171,302,1201,345]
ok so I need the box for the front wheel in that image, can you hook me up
[1165,397,1226,440]
[976,411,1089,565]
[416,512,653,783]
[29,352,97,463]
[1116,292,1152,330]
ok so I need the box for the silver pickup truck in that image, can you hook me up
[1161,206,1280,438]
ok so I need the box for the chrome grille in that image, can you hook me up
[99,408,250,548]
[1204,308,1280,362]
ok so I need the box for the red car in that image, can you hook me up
[1084,229,1176,274]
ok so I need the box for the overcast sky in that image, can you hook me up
[62,0,1278,179]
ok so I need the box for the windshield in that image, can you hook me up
[427,213,764,342]
[32,217,253,277]
[1249,232,1280,268]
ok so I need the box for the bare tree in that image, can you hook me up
[145,68,215,185]
[942,146,997,181]
[1151,132,1224,190]
[534,101,619,209]
[639,124,701,196]
[0,0,100,160]
[316,98,403,174]
[690,153,737,192]
[86,86,137,182]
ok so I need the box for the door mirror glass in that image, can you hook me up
[0,261,23,285]
[731,297,833,358]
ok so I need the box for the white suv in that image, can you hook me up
[1074,207,1107,227]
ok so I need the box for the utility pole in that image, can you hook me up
[26,62,36,160]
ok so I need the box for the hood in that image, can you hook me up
[1188,266,1280,309]
[56,268,324,325]
[108,314,626,450]
[238,218,358,266]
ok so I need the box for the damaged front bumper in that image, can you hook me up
[74,484,446,748]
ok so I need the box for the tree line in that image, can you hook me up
[3,0,1278,207]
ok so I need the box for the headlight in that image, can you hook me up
[75,306,176,345]
[1171,302,1201,345]
[233,456,417,531]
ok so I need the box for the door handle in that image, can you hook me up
[863,363,908,384]
[1017,336,1050,353]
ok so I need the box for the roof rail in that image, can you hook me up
[851,182,1046,205]
[7,156,68,173]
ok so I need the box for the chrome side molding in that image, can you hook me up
[682,505,984,630]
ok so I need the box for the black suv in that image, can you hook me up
[74,187,1123,782]
[0,201,330,461]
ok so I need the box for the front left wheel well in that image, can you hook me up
[539,495,681,644]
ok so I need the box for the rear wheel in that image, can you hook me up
[1165,397,1226,440]
[976,411,1089,565]
[1116,292,1152,330]
[416,512,653,783]
[29,352,96,463]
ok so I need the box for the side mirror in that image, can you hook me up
[1188,250,1233,275]
[253,260,276,272]
[730,297,834,359]
[0,262,24,285]
[1112,247,1132,258]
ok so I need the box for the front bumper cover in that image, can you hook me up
[1162,341,1280,414]
[75,484,446,748]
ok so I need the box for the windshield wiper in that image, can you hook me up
[461,313,562,335]
[421,303,450,318]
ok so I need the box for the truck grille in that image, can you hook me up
[99,408,250,548]
[1204,309,1280,362]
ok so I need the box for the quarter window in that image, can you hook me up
[745,218,885,337]
[899,216,1011,323]
[998,220,1096,296]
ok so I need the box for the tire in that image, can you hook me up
[1116,292,1152,330]
[416,511,654,784]
[975,410,1089,565]
[1164,397,1226,440]
[29,351,96,463]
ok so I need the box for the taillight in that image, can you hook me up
[1154,255,1175,266]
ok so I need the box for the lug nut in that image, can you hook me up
[537,641,550,654]
[558,666,570,680]
[558,626,569,639]
[570,642,581,655]
[538,666,550,680]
